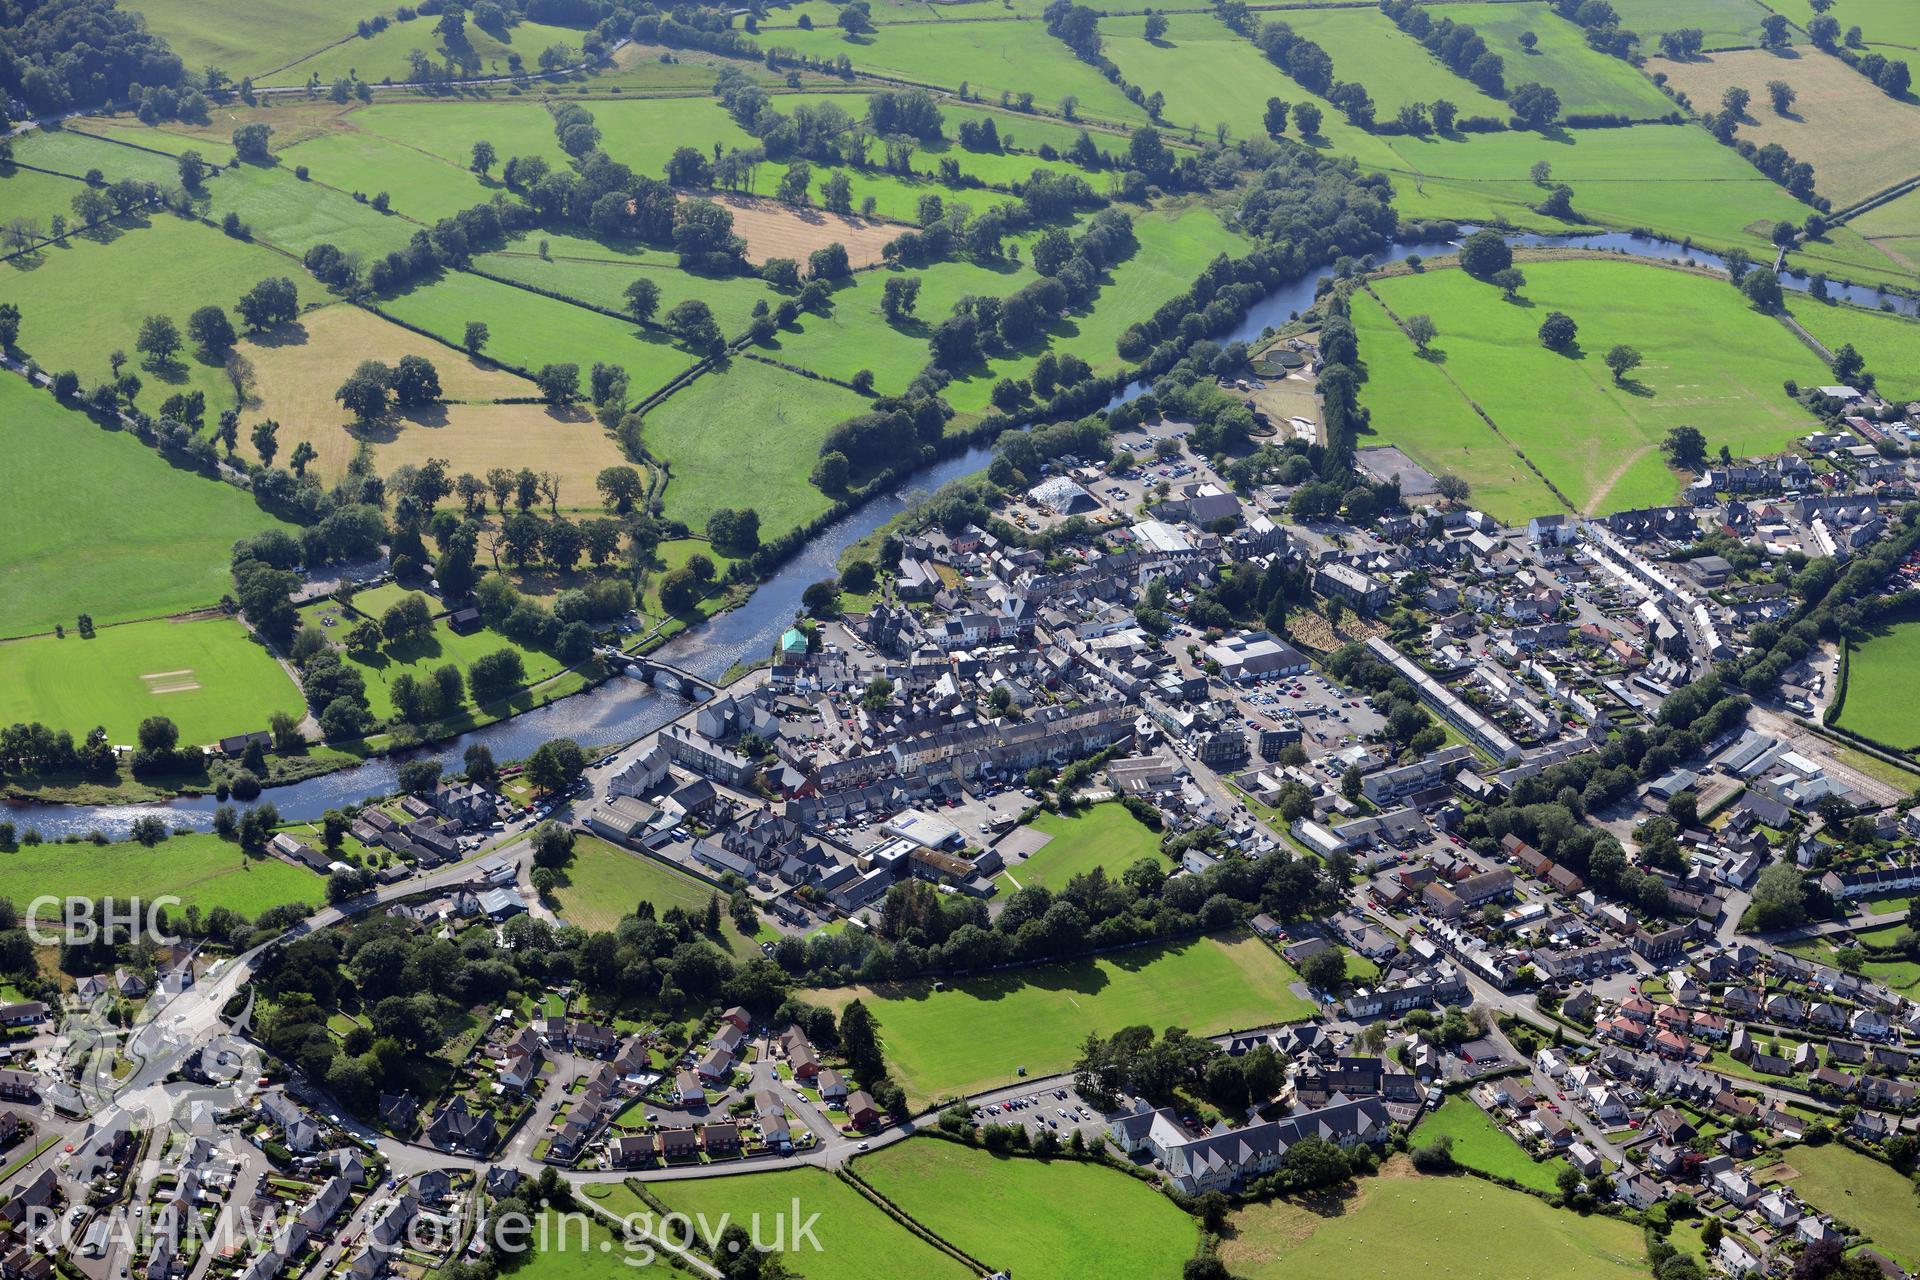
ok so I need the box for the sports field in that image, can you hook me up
[0,377,288,639]
[551,835,727,935]
[800,932,1313,1103]
[1427,3,1675,119]
[857,1140,1199,1280]
[646,1168,976,1280]
[1000,803,1162,891]
[1221,1161,1649,1280]
[1833,616,1920,749]
[1,212,310,418]
[1363,256,1826,514]
[1650,48,1920,206]
[641,358,872,538]
[0,616,302,745]
[1414,1095,1568,1193]
[0,832,324,916]
[1775,1143,1920,1270]
[1790,299,1920,403]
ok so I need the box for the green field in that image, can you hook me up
[765,20,1147,124]
[121,0,362,78]
[1362,256,1826,514]
[551,835,729,935]
[1281,7,1512,118]
[1770,0,1920,51]
[310,600,565,723]
[352,101,574,174]
[0,167,91,232]
[271,124,499,225]
[11,128,200,186]
[0,377,289,639]
[1776,1144,1920,1270]
[641,357,872,537]
[254,18,591,88]
[1791,299,1920,403]
[1835,617,1920,749]
[2,211,310,419]
[1001,803,1162,890]
[477,243,778,343]
[1608,0,1782,49]
[0,832,323,916]
[1427,3,1675,119]
[801,932,1313,1103]
[1098,12,1351,140]
[1222,1163,1649,1280]
[646,1168,976,1280]
[1351,291,1563,522]
[1415,1095,1568,1193]
[0,616,302,745]
[376,269,699,404]
[857,1140,1199,1280]
[201,161,421,259]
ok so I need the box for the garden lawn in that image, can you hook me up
[1427,3,1674,119]
[1364,256,1826,514]
[856,1140,1198,1280]
[641,357,872,537]
[1351,291,1563,523]
[1,211,311,419]
[800,932,1313,1104]
[551,835,729,937]
[1790,300,1920,402]
[1281,7,1512,118]
[648,1168,976,1280]
[0,616,301,745]
[0,378,290,638]
[1834,616,1920,750]
[764,20,1146,124]
[0,833,323,916]
[376,270,699,403]
[1001,803,1162,890]
[1649,48,1920,207]
[1416,1095,1568,1193]
[1776,1143,1920,1270]
[1221,1161,1648,1280]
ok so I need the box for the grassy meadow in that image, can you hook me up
[1834,616,1920,750]
[273,129,499,224]
[550,835,729,935]
[253,18,592,88]
[476,243,778,341]
[0,377,289,639]
[647,1168,977,1280]
[641,357,873,537]
[1000,803,1163,890]
[1607,0,1782,49]
[0,832,325,916]
[1790,299,1920,402]
[1427,3,1675,119]
[2,211,309,418]
[202,161,422,259]
[1362,256,1825,513]
[1221,1161,1649,1280]
[1281,7,1511,117]
[801,932,1312,1103]
[1649,48,1920,206]
[857,1141,1200,1280]
[1415,1095,1569,1193]
[0,616,301,745]
[1775,1143,1920,1270]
